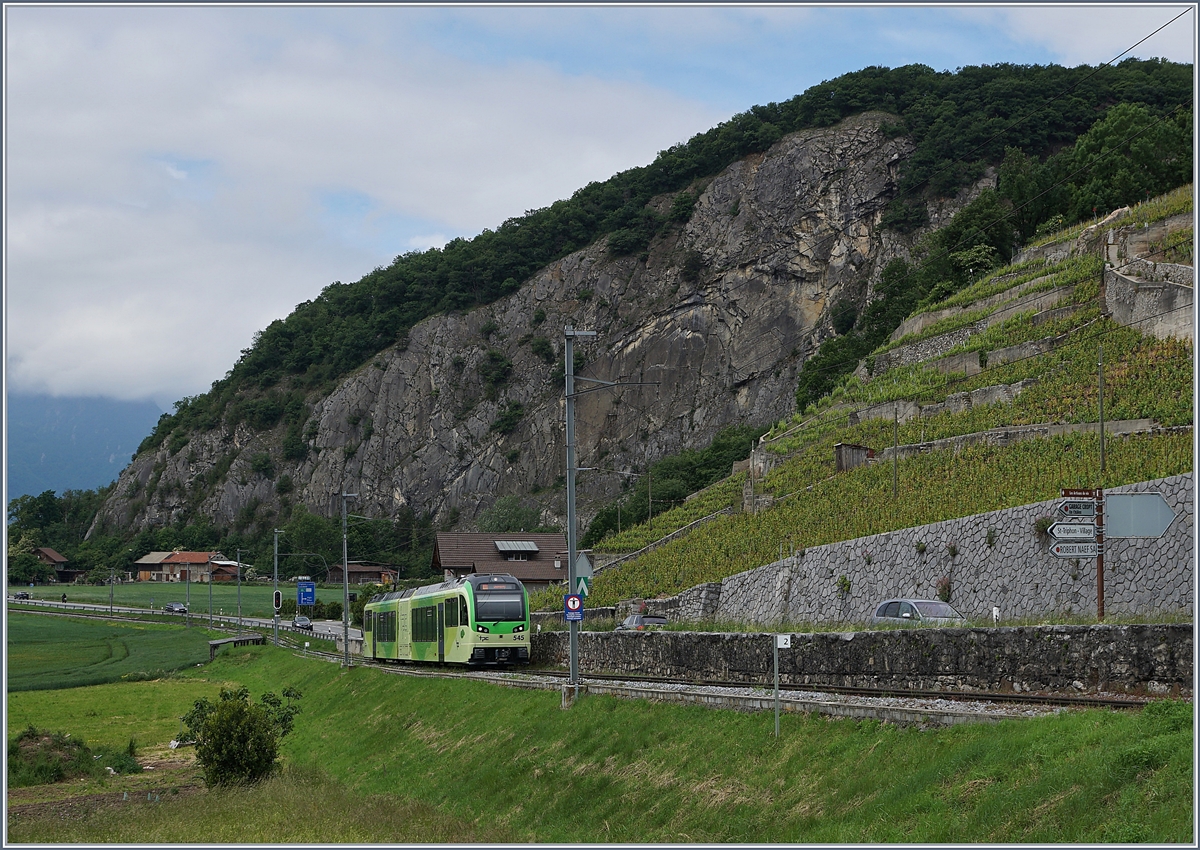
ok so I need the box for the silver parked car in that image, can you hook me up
[870,598,965,627]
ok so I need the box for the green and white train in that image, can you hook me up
[363,573,530,665]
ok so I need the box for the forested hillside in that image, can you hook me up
[9,58,1192,587]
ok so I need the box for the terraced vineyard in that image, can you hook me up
[572,193,1193,610]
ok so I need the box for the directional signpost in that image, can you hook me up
[1047,521,1096,541]
[1058,499,1096,517]
[298,581,315,607]
[1050,541,1100,558]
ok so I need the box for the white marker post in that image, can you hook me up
[774,634,791,737]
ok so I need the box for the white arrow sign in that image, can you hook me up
[1050,541,1099,558]
[1106,492,1177,538]
[576,577,590,597]
[1048,521,1096,540]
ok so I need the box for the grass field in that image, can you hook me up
[8,644,1193,843]
[16,582,350,619]
[6,613,214,692]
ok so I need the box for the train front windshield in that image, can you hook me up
[475,591,525,622]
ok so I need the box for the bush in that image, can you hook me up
[183,687,301,787]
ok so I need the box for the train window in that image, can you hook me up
[412,606,437,642]
[475,592,524,622]
[445,598,459,628]
[460,597,470,627]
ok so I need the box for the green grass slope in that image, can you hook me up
[9,647,1193,843]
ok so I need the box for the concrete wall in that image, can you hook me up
[531,623,1192,696]
[637,473,1192,627]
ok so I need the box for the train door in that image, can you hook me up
[370,610,376,659]
[436,602,445,662]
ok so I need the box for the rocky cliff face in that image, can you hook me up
[92,111,977,535]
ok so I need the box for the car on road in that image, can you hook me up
[12,591,30,600]
[163,602,188,614]
[292,615,313,631]
[869,598,965,628]
[615,613,669,631]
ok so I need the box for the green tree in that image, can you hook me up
[183,686,301,787]
[477,496,542,533]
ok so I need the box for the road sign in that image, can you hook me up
[1062,488,1097,498]
[1049,541,1099,558]
[775,634,791,649]
[576,576,591,597]
[1058,499,1096,517]
[1106,492,1177,538]
[564,594,583,622]
[273,590,282,611]
[297,582,315,606]
[1047,522,1096,541]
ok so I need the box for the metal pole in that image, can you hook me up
[1097,347,1105,622]
[1098,346,1105,474]
[237,548,242,631]
[342,493,357,668]
[892,403,899,499]
[208,564,213,628]
[565,329,579,687]
[273,530,281,646]
[774,638,780,738]
[185,560,190,628]
[109,564,114,615]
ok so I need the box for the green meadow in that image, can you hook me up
[7,638,1193,844]
[7,613,213,692]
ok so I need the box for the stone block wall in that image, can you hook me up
[1105,267,1193,342]
[639,474,1191,628]
[531,623,1192,696]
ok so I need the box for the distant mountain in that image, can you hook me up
[6,394,163,500]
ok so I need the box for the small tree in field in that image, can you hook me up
[183,686,301,787]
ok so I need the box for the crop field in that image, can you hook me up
[7,646,1193,843]
[6,613,213,692]
[16,581,350,618]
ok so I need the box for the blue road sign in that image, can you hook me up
[298,582,316,606]
[564,593,584,622]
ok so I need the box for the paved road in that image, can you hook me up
[7,597,362,641]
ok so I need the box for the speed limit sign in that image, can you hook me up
[564,594,584,621]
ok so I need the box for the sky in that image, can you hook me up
[4,3,1195,412]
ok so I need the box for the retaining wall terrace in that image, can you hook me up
[531,623,1192,696]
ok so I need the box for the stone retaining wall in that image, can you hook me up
[633,474,1191,627]
[1105,267,1193,342]
[531,623,1192,696]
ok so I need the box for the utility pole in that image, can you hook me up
[236,548,242,631]
[1097,346,1106,621]
[273,530,282,646]
[564,327,595,687]
[208,560,213,628]
[342,492,358,668]
[892,403,899,499]
[562,328,656,689]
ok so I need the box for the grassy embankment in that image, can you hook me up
[7,642,1194,843]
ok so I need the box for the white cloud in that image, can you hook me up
[5,7,722,402]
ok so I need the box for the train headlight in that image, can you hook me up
[512,624,524,633]
[475,624,490,633]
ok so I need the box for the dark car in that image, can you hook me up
[12,591,31,600]
[292,615,313,631]
[869,598,965,628]
[615,613,668,631]
[163,602,188,614]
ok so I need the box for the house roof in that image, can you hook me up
[33,547,68,564]
[134,551,174,565]
[162,551,226,564]
[433,533,571,583]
